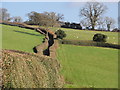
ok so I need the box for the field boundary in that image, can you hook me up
[1,22,57,58]
[59,39,120,49]
[34,28,57,59]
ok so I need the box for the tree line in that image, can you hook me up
[61,22,82,29]
[0,8,23,22]
[0,1,119,31]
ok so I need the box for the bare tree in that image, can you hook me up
[56,13,64,21]
[0,8,10,21]
[12,16,23,22]
[80,19,91,29]
[80,2,107,30]
[105,17,115,31]
[97,17,106,30]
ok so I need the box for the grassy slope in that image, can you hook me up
[24,25,119,44]
[57,44,118,88]
[50,27,119,44]
[1,24,64,88]
[1,24,118,88]
[2,24,44,53]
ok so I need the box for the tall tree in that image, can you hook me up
[27,11,41,25]
[80,2,107,30]
[97,17,106,30]
[0,8,10,21]
[43,12,64,27]
[80,19,91,29]
[26,11,64,27]
[105,17,115,31]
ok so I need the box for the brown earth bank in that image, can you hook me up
[33,25,57,59]
[1,49,64,88]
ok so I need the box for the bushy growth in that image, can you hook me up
[55,29,66,39]
[2,50,64,88]
[93,33,107,42]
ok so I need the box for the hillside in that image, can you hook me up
[2,24,44,53]
[1,24,64,88]
[57,45,118,88]
[2,49,64,88]
[1,24,118,88]
[50,27,119,45]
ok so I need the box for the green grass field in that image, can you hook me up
[50,27,119,44]
[1,24,118,88]
[1,24,44,53]
[57,44,118,88]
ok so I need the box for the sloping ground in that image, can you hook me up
[2,24,44,53]
[1,23,64,88]
[50,27,119,45]
[57,45,118,88]
[2,50,64,88]
[1,22,57,57]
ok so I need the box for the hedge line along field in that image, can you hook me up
[57,44,118,88]
[1,24,44,53]
[50,27,119,44]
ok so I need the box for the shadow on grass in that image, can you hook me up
[13,30,42,36]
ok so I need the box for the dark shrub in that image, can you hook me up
[93,33,107,42]
[55,29,66,39]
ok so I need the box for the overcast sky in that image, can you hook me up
[0,2,118,28]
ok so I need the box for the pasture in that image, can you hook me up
[1,24,44,53]
[57,44,118,88]
[1,24,118,88]
[50,27,119,44]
